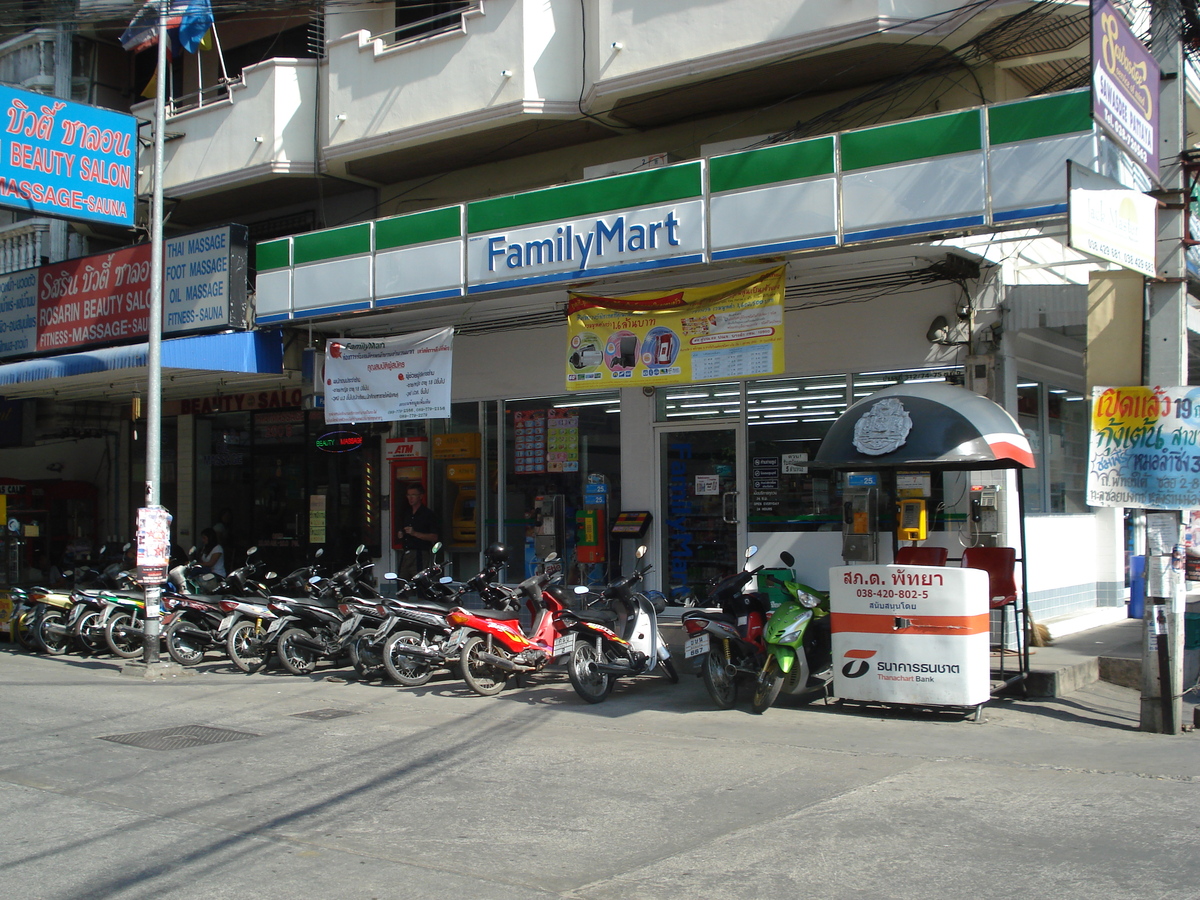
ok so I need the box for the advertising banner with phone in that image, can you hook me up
[324,326,453,423]
[1087,385,1200,509]
[565,266,784,390]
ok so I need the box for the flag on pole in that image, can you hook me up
[120,0,214,55]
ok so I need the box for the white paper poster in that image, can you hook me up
[324,327,453,424]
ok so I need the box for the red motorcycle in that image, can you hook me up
[446,558,571,696]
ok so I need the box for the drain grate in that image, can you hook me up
[291,708,358,720]
[99,724,259,751]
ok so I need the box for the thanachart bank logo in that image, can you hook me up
[841,648,876,678]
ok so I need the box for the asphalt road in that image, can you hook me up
[1,647,1197,900]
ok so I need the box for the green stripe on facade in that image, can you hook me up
[375,206,461,251]
[841,110,982,171]
[710,137,835,193]
[292,223,371,265]
[467,162,702,233]
[988,90,1092,145]
[254,239,291,271]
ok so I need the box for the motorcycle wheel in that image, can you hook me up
[13,608,38,651]
[349,628,384,680]
[382,630,435,687]
[567,639,611,704]
[74,609,108,654]
[750,656,785,714]
[459,634,508,696]
[105,612,143,659]
[277,626,318,675]
[227,619,269,674]
[702,649,739,710]
[35,609,71,655]
[164,619,206,667]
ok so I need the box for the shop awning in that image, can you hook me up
[0,330,290,401]
[812,383,1034,470]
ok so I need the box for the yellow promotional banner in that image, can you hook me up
[565,267,785,390]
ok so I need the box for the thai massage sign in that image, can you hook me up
[323,326,453,424]
[1087,386,1200,509]
[0,224,247,359]
[1092,0,1159,178]
[565,266,784,390]
[0,84,136,227]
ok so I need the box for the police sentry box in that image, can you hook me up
[830,564,990,708]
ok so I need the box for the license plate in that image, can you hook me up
[553,632,576,658]
[684,633,710,659]
[216,613,236,638]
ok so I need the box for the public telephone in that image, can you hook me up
[970,484,1003,543]
[841,473,879,563]
[897,499,928,542]
[534,494,565,560]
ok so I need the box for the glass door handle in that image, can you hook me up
[722,490,739,524]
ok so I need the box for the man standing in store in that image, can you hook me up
[397,483,438,580]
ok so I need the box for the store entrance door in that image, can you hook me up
[658,426,741,606]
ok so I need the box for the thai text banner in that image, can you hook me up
[1087,385,1200,509]
[0,84,137,227]
[324,327,453,424]
[565,266,785,390]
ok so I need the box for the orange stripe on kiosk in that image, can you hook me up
[831,564,991,708]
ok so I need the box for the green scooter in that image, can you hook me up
[750,551,833,714]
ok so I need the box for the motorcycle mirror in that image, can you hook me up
[431,541,443,554]
[309,575,323,585]
[356,543,366,555]
[384,572,398,580]
[439,576,454,584]
[635,545,648,559]
[744,545,759,559]
[573,585,589,594]
[246,546,258,556]
[315,548,324,558]
[780,550,795,567]
[188,545,197,554]
[545,552,559,562]
[266,571,277,580]
[123,542,131,551]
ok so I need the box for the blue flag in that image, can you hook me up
[120,0,213,55]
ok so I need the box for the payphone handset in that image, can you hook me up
[897,499,928,542]
[841,473,879,563]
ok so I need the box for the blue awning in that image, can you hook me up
[0,330,284,386]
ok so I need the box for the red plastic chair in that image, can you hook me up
[894,546,949,567]
[961,546,1018,609]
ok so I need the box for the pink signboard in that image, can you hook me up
[37,244,151,353]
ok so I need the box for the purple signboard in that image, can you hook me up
[1092,0,1160,178]
[0,84,137,228]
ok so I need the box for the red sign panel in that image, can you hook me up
[36,243,151,353]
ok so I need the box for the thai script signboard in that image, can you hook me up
[565,266,784,390]
[0,224,247,360]
[831,564,990,707]
[1092,0,1159,179]
[1087,385,1200,509]
[0,84,137,227]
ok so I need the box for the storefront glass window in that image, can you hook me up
[503,391,620,582]
[656,382,741,421]
[1019,381,1086,513]
[426,403,485,578]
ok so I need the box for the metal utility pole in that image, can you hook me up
[1142,0,1187,734]
[138,1,169,667]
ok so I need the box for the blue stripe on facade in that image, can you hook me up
[466,254,707,294]
[255,312,292,324]
[712,235,837,260]
[993,203,1068,222]
[376,288,464,308]
[293,301,372,318]
[844,215,986,243]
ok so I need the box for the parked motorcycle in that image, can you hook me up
[367,542,510,685]
[561,545,678,704]
[447,554,569,696]
[680,545,771,709]
[224,550,326,673]
[162,548,273,666]
[749,551,832,714]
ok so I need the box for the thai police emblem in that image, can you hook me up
[852,397,912,455]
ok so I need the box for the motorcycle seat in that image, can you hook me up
[393,598,455,614]
[572,608,619,625]
[683,609,738,627]
[458,607,519,621]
